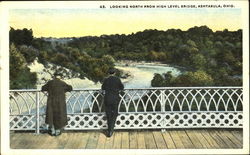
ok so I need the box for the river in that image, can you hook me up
[29,60,183,89]
[115,62,182,88]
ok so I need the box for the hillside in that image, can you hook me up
[9,26,242,89]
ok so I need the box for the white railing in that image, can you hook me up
[9,87,243,133]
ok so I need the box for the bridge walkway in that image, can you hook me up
[10,129,243,149]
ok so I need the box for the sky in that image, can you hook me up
[9,8,242,38]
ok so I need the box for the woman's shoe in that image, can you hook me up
[54,130,62,136]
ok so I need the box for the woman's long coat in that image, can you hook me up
[42,78,72,129]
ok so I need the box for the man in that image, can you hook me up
[42,72,73,136]
[101,68,124,137]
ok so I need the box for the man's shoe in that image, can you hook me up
[107,130,113,137]
[106,130,110,137]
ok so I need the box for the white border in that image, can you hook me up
[1,1,249,155]
[241,0,250,153]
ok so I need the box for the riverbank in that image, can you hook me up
[116,60,187,72]
[115,61,183,88]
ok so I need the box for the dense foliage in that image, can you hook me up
[9,43,37,89]
[9,25,242,89]
[9,28,115,89]
[67,26,242,86]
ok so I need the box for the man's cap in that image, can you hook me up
[108,68,116,74]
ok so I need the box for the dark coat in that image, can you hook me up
[42,78,72,129]
[101,76,124,115]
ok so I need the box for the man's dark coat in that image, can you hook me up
[101,75,124,131]
[42,78,72,129]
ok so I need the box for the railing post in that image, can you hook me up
[36,91,40,134]
[160,90,166,132]
[161,90,165,112]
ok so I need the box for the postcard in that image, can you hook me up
[0,0,249,155]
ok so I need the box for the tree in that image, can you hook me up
[173,70,214,86]
[10,28,33,46]
[102,55,115,66]
[190,54,207,70]
[151,73,165,87]
[9,44,37,89]
[163,71,173,86]
[9,44,26,79]
[19,45,38,63]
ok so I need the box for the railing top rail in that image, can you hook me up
[9,86,243,92]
